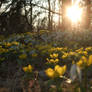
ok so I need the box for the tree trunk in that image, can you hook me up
[30,0,33,31]
[85,0,91,29]
[58,0,61,28]
[48,0,51,30]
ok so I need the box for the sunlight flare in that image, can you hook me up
[66,5,82,23]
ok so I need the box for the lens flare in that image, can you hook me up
[66,5,82,23]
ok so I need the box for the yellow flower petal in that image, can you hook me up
[45,68,55,78]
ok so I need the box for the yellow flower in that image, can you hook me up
[80,48,84,50]
[53,53,58,58]
[75,49,80,52]
[81,56,87,64]
[54,59,59,63]
[54,65,66,76]
[50,47,63,51]
[83,51,88,56]
[23,67,28,72]
[46,58,49,61]
[88,55,92,66]
[54,65,60,71]
[4,42,11,47]
[63,65,67,73]
[69,52,76,55]
[28,65,32,69]
[62,55,66,59]
[12,41,19,45]
[57,67,64,75]
[50,53,58,58]
[46,65,66,78]
[19,54,27,59]
[50,54,53,58]
[57,47,62,51]
[23,65,32,72]
[77,56,88,68]
[85,47,92,51]
[77,60,83,68]
[78,51,83,54]
[50,59,55,63]
[45,68,55,78]
[62,53,68,59]
[47,58,59,63]
[28,65,32,72]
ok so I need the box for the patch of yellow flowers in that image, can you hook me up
[4,42,11,47]
[12,41,19,46]
[3,41,19,47]
[50,47,67,52]
[78,51,88,56]
[62,51,77,59]
[85,47,92,51]
[77,55,92,69]
[62,52,69,59]
[50,53,58,58]
[75,48,88,56]
[23,65,32,72]
[46,58,59,63]
[46,53,59,63]
[50,47,63,51]
[45,65,66,78]
[62,50,88,59]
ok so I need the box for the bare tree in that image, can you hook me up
[85,0,91,28]
[48,0,51,30]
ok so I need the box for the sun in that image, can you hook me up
[66,5,82,23]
